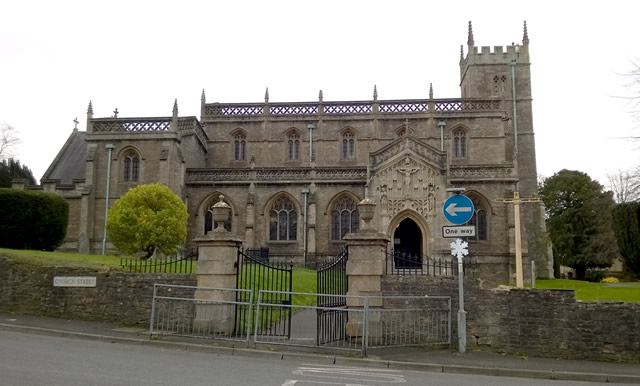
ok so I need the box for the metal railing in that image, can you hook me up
[120,255,195,273]
[253,290,451,355]
[366,296,451,349]
[385,250,476,277]
[149,284,253,345]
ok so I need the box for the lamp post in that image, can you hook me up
[301,188,309,267]
[102,144,115,255]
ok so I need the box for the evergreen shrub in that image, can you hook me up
[0,188,68,250]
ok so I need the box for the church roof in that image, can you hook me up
[41,129,86,185]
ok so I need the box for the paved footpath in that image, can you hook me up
[1,312,639,384]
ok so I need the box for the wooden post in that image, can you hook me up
[496,191,541,288]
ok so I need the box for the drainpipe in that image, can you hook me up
[437,120,446,151]
[307,124,315,164]
[510,60,519,191]
[301,187,309,267]
[102,144,115,255]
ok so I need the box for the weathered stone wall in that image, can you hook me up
[0,257,196,325]
[383,276,640,361]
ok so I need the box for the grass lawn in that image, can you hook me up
[0,248,122,270]
[529,279,640,303]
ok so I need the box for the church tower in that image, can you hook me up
[459,22,551,277]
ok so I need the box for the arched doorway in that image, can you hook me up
[393,218,423,268]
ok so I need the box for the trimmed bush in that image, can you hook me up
[0,188,69,250]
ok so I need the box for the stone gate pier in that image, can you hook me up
[193,196,242,333]
[343,199,388,341]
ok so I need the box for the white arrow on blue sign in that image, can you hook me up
[443,195,475,225]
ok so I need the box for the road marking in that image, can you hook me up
[290,364,406,384]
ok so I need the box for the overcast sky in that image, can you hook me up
[1,0,638,187]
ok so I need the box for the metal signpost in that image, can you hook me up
[443,190,473,353]
[450,238,468,353]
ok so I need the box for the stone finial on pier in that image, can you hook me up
[319,89,323,102]
[467,21,474,49]
[264,87,269,103]
[373,85,378,101]
[201,89,206,104]
[523,21,529,45]
[429,83,433,99]
[172,98,178,117]
[460,45,464,62]
[86,101,94,133]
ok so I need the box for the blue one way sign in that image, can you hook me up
[443,195,474,225]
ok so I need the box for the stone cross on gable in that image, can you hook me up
[113,108,119,118]
[73,117,79,129]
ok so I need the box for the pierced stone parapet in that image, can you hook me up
[202,98,502,119]
[92,118,171,132]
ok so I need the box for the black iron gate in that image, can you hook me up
[316,247,348,345]
[235,248,293,338]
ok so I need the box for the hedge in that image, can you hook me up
[0,188,69,251]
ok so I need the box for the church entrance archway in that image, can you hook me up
[393,218,423,268]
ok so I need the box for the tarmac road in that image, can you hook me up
[0,330,620,386]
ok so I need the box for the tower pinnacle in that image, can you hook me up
[201,89,206,103]
[264,87,269,103]
[467,21,474,48]
[523,21,529,45]
[318,89,323,102]
[429,83,433,99]
[173,98,178,117]
[87,100,93,115]
[373,85,378,101]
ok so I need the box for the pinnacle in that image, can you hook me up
[467,21,474,47]
[523,21,529,45]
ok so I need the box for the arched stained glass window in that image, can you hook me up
[467,196,487,241]
[269,196,297,241]
[331,196,359,240]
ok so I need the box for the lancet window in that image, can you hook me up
[123,150,139,182]
[234,133,246,161]
[453,129,467,158]
[342,131,355,160]
[288,133,300,161]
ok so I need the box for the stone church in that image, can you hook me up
[30,22,552,282]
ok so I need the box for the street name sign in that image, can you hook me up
[442,225,476,238]
[443,195,474,225]
[53,276,97,287]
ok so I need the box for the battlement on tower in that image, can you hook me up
[463,43,529,66]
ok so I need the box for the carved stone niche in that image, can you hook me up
[374,154,439,219]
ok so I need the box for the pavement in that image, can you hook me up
[1,312,639,384]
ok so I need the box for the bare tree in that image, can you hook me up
[606,167,640,203]
[0,124,20,161]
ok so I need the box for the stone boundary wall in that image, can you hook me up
[0,257,196,325]
[383,276,640,362]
